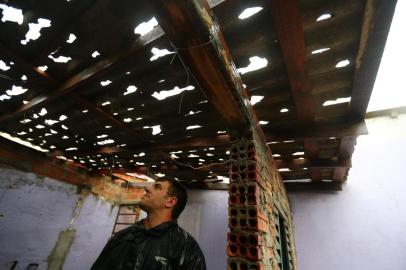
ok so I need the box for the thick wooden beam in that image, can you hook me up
[333,136,356,181]
[270,0,314,123]
[95,158,350,177]
[349,0,398,119]
[69,119,368,157]
[174,182,343,192]
[151,0,252,128]
[269,0,320,182]
[284,181,342,192]
[0,137,88,186]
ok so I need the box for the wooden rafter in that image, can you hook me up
[67,119,367,157]
[269,0,321,181]
[0,0,226,126]
[0,44,145,141]
[334,0,397,181]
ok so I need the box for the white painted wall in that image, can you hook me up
[289,114,406,270]
[0,167,118,270]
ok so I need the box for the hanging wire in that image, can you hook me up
[168,36,215,114]
[168,152,229,170]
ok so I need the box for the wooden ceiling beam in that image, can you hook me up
[333,136,356,182]
[269,0,320,182]
[151,0,252,128]
[94,158,350,176]
[181,181,342,192]
[68,119,367,157]
[349,0,398,119]
[0,137,88,186]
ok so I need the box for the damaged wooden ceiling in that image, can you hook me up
[0,0,397,191]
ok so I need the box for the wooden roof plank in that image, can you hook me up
[349,0,398,119]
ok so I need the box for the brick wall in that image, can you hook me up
[227,127,297,270]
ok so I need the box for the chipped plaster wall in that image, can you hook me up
[289,114,406,270]
[0,166,119,270]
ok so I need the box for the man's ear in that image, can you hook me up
[165,196,177,208]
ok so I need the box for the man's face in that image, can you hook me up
[138,181,175,213]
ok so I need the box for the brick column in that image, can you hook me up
[227,128,298,270]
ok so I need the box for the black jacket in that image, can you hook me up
[91,220,206,270]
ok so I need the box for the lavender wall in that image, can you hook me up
[0,167,118,270]
[289,115,406,270]
[178,189,229,270]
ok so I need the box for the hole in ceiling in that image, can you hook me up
[250,95,264,105]
[311,48,330,54]
[91,51,100,58]
[0,4,23,25]
[323,97,351,106]
[152,85,195,100]
[316,13,333,22]
[100,80,112,86]
[123,85,137,95]
[66,33,76,43]
[6,85,28,96]
[143,125,162,135]
[150,47,174,61]
[38,65,48,71]
[20,118,31,124]
[123,118,132,123]
[185,110,202,116]
[44,119,58,126]
[39,108,47,116]
[48,53,72,63]
[0,60,10,71]
[134,17,158,36]
[237,56,268,74]
[238,7,263,20]
[280,108,289,113]
[186,125,202,130]
[59,115,67,121]
[0,91,12,101]
[335,59,350,68]
[21,18,51,45]
[97,139,114,145]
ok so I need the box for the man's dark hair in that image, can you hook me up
[157,178,188,219]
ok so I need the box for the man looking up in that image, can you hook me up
[91,179,206,270]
